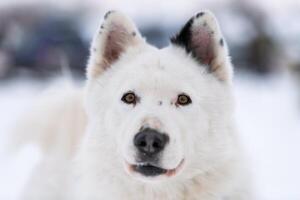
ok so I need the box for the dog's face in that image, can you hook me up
[84,11,235,182]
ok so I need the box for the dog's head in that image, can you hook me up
[84,11,236,182]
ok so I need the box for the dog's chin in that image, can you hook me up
[124,159,185,181]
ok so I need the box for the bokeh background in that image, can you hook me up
[0,0,299,199]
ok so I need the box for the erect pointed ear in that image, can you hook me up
[171,11,233,81]
[87,11,144,79]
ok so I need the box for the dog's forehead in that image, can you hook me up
[123,46,203,80]
[118,47,199,91]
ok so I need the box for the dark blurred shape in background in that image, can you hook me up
[227,2,281,75]
[0,5,89,79]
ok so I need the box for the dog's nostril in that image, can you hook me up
[134,128,169,156]
[152,141,160,148]
[139,141,146,147]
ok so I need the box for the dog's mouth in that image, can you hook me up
[132,163,167,176]
[126,159,184,177]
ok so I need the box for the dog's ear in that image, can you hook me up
[171,11,232,81]
[87,11,144,79]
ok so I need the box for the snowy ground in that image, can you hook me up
[0,73,299,200]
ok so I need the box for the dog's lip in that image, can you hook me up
[165,159,185,177]
[125,159,185,177]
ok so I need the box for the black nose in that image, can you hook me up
[134,128,169,156]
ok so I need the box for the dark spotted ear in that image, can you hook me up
[87,11,144,79]
[171,11,232,81]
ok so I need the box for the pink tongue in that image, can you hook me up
[166,169,176,177]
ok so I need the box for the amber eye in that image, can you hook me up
[121,92,137,104]
[176,94,192,106]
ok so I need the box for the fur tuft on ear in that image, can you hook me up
[87,11,144,79]
[171,11,232,81]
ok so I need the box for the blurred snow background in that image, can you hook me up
[0,0,300,199]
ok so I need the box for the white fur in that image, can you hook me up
[15,11,252,200]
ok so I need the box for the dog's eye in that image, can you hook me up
[176,94,192,106]
[121,92,137,104]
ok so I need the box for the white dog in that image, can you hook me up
[15,10,251,200]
